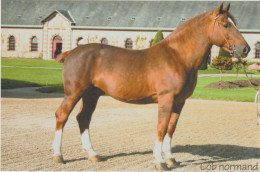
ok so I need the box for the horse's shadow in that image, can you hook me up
[67,144,260,166]
[172,144,260,166]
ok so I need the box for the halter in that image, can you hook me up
[213,14,236,57]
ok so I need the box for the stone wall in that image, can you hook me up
[1,27,43,58]
[1,25,259,61]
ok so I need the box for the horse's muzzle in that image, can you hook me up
[230,44,250,58]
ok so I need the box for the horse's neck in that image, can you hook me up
[165,12,213,70]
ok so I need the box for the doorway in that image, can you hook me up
[52,36,62,59]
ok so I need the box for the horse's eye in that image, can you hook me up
[223,24,229,28]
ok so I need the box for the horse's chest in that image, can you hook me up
[175,74,198,103]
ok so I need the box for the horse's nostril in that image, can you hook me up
[243,46,249,55]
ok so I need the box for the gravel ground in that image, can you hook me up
[1,88,260,171]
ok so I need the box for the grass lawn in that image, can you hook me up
[198,66,260,75]
[192,76,257,102]
[1,59,259,102]
[1,59,63,89]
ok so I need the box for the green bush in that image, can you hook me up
[211,56,233,80]
[211,56,233,70]
[152,30,164,46]
[212,48,233,70]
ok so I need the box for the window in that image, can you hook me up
[77,37,84,46]
[8,36,15,51]
[256,42,260,59]
[31,36,38,51]
[101,38,108,45]
[125,38,133,49]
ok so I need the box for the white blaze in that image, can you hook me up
[228,17,237,28]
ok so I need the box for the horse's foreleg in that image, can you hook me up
[153,93,174,170]
[52,95,81,163]
[162,102,185,168]
[76,94,100,162]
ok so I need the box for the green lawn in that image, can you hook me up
[2,58,63,68]
[1,59,259,102]
[1,59,63,89]
[198,66,259,75]
[192,76,257,102]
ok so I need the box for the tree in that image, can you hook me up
[233,59,247,80]
[152,30,164,46]
[211,48,233,81]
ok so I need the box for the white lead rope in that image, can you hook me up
[241,63,260,125]
[254,91,260,125]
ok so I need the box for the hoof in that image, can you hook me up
[155,162,170,171]
[52,155,65,164]
[88,155,101,162]
[165,158,180,168]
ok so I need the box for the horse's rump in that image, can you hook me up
[56,50,72,63]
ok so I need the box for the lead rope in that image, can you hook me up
[240,63,257,90]
[240,63,260,125]
[255,92,260,125]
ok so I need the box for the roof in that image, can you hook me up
[1,0,260,30]
[41,9,76,24]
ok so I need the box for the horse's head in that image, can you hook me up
[209,3,250,58]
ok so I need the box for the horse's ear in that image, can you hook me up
[215,2,224,15]
[223,3,230,12]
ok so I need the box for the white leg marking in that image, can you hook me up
[162,134,174,159]
[52,129,63,156]
[153,139,164,163]
[81,129,97,157]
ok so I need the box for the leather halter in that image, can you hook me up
[213,14,236,57]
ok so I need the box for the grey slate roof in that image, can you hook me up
[41,9,76,24]
[1,0,260,30]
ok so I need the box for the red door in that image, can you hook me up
[52,36,62,59]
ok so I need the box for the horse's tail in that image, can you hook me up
[56,50,72,63]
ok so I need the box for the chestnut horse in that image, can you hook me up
[52,3,250,170]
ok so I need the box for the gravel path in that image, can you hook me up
[1,88,260,171]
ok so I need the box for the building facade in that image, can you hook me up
[1,1,260,60]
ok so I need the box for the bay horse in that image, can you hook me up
[52,3,250,170]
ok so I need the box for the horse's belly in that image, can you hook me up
[93,76,157,104]
[113,93,158,104]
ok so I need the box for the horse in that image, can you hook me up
[51,3,250,170]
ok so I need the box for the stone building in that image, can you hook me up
[1,0,260,60]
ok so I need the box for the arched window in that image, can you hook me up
[256,42,260,59]
[101,38,108,45]
[31,36,38,51]
[8,36,15,51]
[77,37,84,46]
[125,38,133,49]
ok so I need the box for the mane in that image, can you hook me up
[165,11,212,40]
[165,10,236,40]
[176,11,211,32]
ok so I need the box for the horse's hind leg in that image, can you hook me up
[52,91,84,163]
[76,93,100,162]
